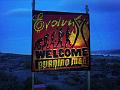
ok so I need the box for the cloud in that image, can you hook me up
[3,8,31,17]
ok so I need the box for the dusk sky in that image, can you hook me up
[0,0,120,54]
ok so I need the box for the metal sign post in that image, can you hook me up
[32,0,35,90]
[87,71,90,90]
[32,0,35,10]
[85,0,90,90]
[32,72,34,90]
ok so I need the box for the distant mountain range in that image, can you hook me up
[92,49,120,55]
[1,49,120,56]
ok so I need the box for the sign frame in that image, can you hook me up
[32,10,90,72]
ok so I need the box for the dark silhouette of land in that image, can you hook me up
[0,51,120,90]
[92,49,120,55]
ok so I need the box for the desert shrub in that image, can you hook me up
[23,77,32,90]
[23,60,31,69]
[46,84,59,90]
[23,76,44,90]
[0,71,21,90]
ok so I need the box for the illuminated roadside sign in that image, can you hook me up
[32,10,90,71]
